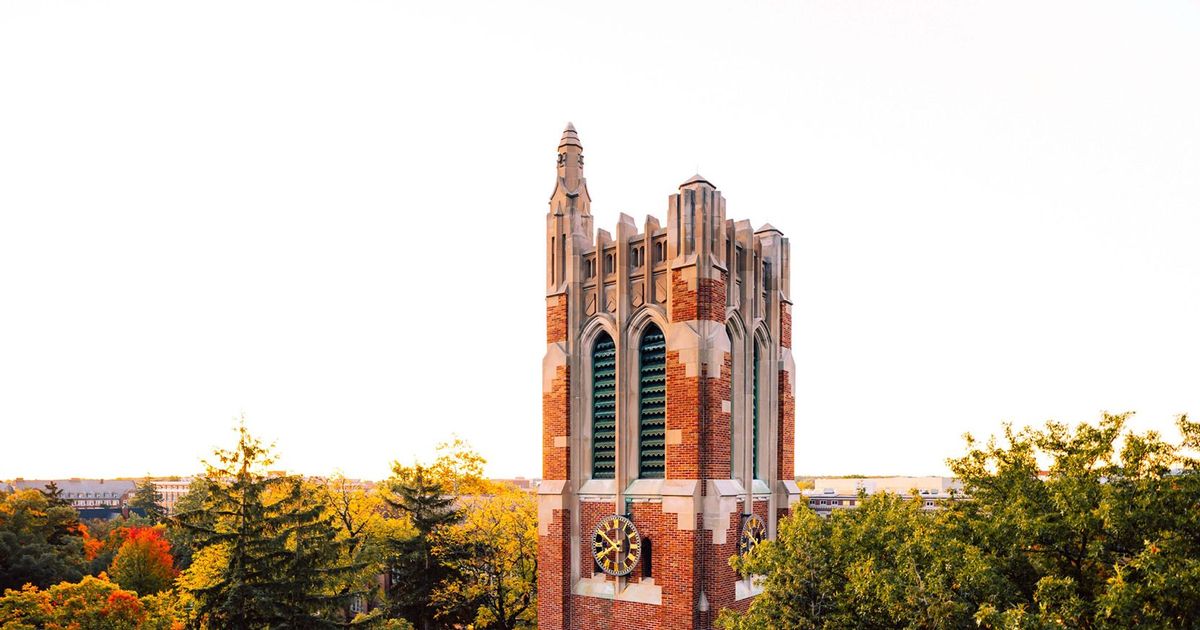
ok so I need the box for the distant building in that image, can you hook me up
[150,478,194,515]
[8,478,137,519]
[803,477,964,517]
[490,477,540,492]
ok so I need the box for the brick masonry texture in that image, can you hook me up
[538,507,571,630]
[777,367,794,481]
[780,303,791,349]
[665,351,700,479]
[547,294,567,344]
[543,362,569,480]
[700,351,733,481]
[574,502,699,629]
[671,270,726,323]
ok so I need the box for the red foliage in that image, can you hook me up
[77,522,103,561]
[109,526,178,595]
[102,590,147,623]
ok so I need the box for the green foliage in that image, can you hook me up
[128,479,167,525]
[174,421,360,628]
[0,489,87,591]
[382,438,485,629]
[431,483,538,629]
[0,575,184,630]
[721,413,1200,630]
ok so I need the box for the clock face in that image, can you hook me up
[592,514,641,577]
[739,513,767,556]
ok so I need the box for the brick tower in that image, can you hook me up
[539,123,799,630]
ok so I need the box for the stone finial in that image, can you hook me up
[680,173,716,189]
[557,122,585,193]
[559,122,582,150]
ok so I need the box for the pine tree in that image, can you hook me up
[128,478,167,524]
[175,421,361,628]
[383,463,469,630]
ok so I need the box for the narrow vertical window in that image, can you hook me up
[638,324,667,478]
[753,343,760,479]
[728,325,736,479]
[591,332,616,479]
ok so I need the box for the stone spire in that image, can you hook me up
[557,122,585,194]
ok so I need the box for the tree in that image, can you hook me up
[382,438,486,629]
[314,475,414,626]
[109,526,177,595]
[720,413,1200,630]
[431,482,537,629]
[163,478,210,572]
[0,574,185,629]
[175,421,358,628]
[40,481,70,508]
[128,479,167,524]
[0,489,87,590]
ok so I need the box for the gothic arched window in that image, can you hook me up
[752,342,761,479]
[591,332,617,479]
[727,325,737,479]
[638,324,667,478]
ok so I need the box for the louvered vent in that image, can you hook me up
[728,326,736,479]
[638,325,667,478]
[753,343,760,479]
[591,333,616,479]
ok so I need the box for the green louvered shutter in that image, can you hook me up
[753,343,760,479]
[728,326,736,479]
[591,333,617,479]
[638,325,667,478]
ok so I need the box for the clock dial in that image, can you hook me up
[592,514,641,577]
[738,513,766,556]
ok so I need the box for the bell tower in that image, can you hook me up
[538,124,799,630]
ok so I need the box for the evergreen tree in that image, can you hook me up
[128,478,167,524]
[383,463,469,630]
[175,421,359,628]
[0,489,87,590]
[40,481,70,507]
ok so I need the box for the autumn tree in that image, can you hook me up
[0,489,87,590]
[175,421,359,628]
[383,438,486,629]
[108,526,177,595]
[431,482,537,629]
[0,574,185,629]
[314,475,415,626]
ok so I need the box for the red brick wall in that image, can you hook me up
[538,506,572,630]
[543,364,570,480]
[544,292,570,481]
[780,303,791,349]
[665,351,700,479]
[547,293,567,344]
[698,499,770,627]
[777,367,794,481]
[671,270,726,323]
[573,502,700,630]
[700,351,733,481]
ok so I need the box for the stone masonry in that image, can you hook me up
[538,124,800,630]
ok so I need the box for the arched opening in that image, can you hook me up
[638,324,667,478]
[752,342,761,479]
[591,332,616,479]
[727,324,737,479]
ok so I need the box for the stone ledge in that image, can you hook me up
[573,575,663,606]
[735,576,765,601]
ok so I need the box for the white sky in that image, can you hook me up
[1,1,1198,480]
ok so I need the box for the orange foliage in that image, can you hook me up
[109,526,178,595]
